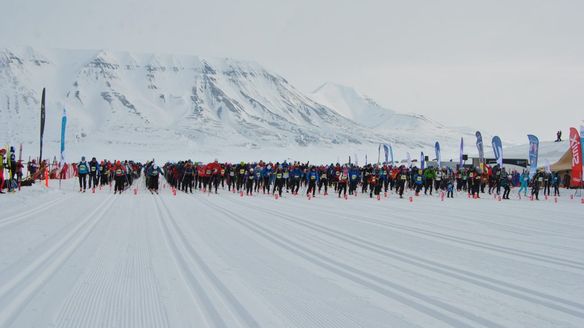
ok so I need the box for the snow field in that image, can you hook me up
[0,179,582,327]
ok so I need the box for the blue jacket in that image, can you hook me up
[291,168,302,179]
[307,171,319,183]
[78,161,89,174]
[349,168,360,182]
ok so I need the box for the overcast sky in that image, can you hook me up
[1,0,582,142]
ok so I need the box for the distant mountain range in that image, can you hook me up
[0,47,478,162]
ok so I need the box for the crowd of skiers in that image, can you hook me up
[74,157,144,194]
[160,160,566,201]
[0,150,570,201]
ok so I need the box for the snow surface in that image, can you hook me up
[0,180,583,327]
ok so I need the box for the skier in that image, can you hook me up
[552,172,560,196]
[368,170,380,198]
[414,169,424,196]
[78,156,89,192]
[318,166,329,195]
[532,171,544,200]
[0,148,5,193]
[423,167,435,195]
[501,168,511,200]
[262,164,272,194]
[446,177,454,198]
[113,161,127,194]
[273,167,285,197]
[147,163,163,193]
[306,166,319,197]
[396,167,408,199]
[88,157,100,189]
[182,160,195,193]
[337,166,349,198]
[543,172,551,197]
[517,171,528,197]
[349,165,360,195]
[242,168,252,195]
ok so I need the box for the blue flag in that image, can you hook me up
[420,152,425,170]
[492,136,503,167]
[435,142,441,168]
[527,134,539,178]
[60,108,67,166]
[389,145,394,165]
[383,144,390,164]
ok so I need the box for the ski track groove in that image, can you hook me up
[232,198,584,319]
[154,195,261,328]
[0,195,75,230]
[302,203,584,271]
[173,194,370,328]
[354,196,584,241]
[199,196,506,328]
[54,194,169,328]
[54,212,117,328]
[158,195,261,328]
[0,195,116,328]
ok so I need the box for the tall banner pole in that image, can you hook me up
[39,88,46,166]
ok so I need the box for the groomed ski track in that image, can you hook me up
[0,179,582,327]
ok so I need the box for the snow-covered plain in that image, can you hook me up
[0,179,582,328]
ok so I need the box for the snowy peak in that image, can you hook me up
[311,83,394,128]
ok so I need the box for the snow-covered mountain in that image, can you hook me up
[0,47,476,162]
